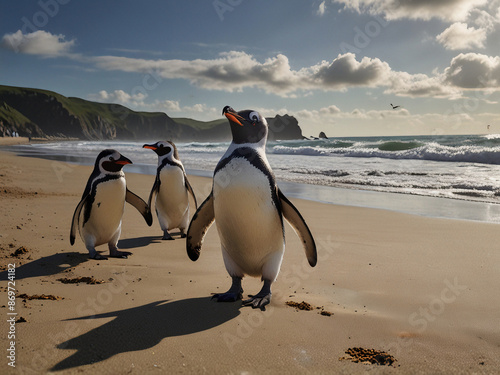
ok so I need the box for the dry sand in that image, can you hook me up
[0,149,499,374]
[0,138,30,146]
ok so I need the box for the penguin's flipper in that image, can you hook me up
[147,178,160,211]
[186,193,215,261]
[278,189,317,267]
[70,195,88,245]
[184,174,198,209]
[126,188,153,226]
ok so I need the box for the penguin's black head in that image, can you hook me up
[95,149,132,173]
[143,141,179,159]
[222,106,268,144]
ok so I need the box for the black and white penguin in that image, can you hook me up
[70,149,152,259]
[143,141,197,240]
[187,106,317,309]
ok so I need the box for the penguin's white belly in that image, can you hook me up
[156,167,189,229]
[80,178,126,246]
[213,157,284,277]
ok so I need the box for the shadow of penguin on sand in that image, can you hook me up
[0,252,89,281]
[117,235,163,249]
[51,297,240,371]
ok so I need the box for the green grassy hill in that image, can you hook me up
[0,85,303,141]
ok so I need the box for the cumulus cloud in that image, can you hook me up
[87,90,216,117]
[91,52,398,96]
[320,105,342,115]
[92,51,299,95]
[317,1,327,16]
[443,53,500,89]
[7,28,498,101]
[88,89,147,107]
[183,103,209,113]
[156,100,181,112]
[306,53,392,89]
[333,0,488,22]
[330,0,499,52]
[436,23,488,50]
[387,71,462,98]
[294,105,412,133]
[87,51,500,99]
[1,30,75,57]
[470,7,499,29]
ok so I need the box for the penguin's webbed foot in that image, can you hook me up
[89,253,108,260]
[109,250,132,259]
[211,276,243,302]
[162,231,174,240]
[242,293,272,310]
[242,279,272,310]
[211,290,243,302]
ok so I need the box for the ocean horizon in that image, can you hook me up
[7,133,500,224]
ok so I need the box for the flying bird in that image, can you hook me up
[390,103,401,109]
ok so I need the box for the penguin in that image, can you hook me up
[70,149,152,259]
[143,141,197,240]
[187,106,317,310]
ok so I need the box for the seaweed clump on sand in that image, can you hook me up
[17,294,64,300]
[339,347,397,366]
[286,300,314,311]
[286,300,333,316]
[10,246,29,257]
[57,277,105,284]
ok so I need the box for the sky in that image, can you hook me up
[1,0,500,137]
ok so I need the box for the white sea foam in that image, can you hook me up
[272,142,500,165]
[23,134,500,205]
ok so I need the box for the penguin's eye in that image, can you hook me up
[158,144,163,148]
[249,111,259,123]
[109,156,115,161]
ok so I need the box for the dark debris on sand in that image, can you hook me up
[10,246,29,257]
[339,347,397,366]
[286,300,333,316]
[17,293,64,301]
[57,276,105,285]
[0,245,32,270]
[286,300,314,310]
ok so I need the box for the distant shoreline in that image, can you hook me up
[0,136,79,146]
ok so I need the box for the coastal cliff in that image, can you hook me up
[0,85,303,141]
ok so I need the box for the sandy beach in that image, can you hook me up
[1,147,499,374]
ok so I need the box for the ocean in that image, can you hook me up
[9,134,500,223]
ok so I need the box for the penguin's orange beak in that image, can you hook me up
[115,155,133,165]
[224,112,245,126]
[143,144,157,150]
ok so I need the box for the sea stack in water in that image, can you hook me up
[187,106,317,310]
[70,149,152,259]
[143,141,197,240]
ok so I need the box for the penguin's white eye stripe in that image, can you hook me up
[249,111,259,122]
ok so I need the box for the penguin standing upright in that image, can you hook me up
[143,141,197,240]
[70,149,152,259]
[187,106,317,309]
